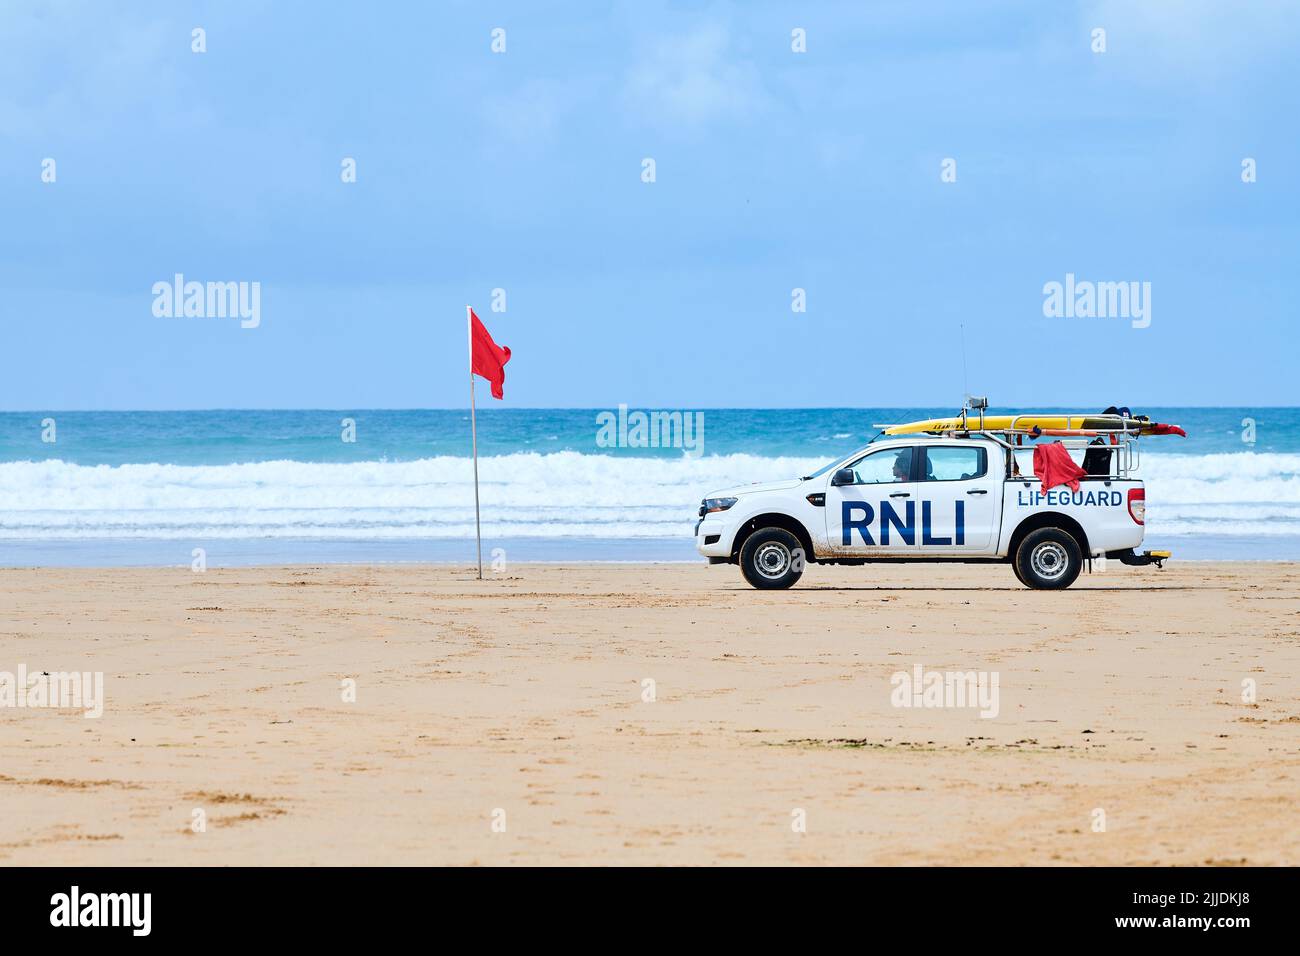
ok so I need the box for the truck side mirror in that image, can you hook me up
[831,467,856,487]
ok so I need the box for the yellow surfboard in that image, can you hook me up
[881,414,1185,437]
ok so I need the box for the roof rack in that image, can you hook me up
[871,401,1160,478]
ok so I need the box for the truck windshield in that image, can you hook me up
[802,434,890,480]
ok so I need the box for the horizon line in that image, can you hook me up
[0,404,1295,415]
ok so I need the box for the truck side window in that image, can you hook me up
[923,446,986,481]
[848,447,913,484]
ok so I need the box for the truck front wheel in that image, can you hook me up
[1014,528,1082,590]
[739,528,805,590]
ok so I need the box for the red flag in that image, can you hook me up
[469,309,511,399]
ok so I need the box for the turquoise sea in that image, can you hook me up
[1,408,1297,565]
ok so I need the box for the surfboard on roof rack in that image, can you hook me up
[875,411,1187,438]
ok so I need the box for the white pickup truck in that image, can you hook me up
[695,429,1170,590]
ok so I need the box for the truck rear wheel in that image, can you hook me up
[739,528,805,590]
[1014,528,1082,590]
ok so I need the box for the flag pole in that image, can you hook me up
[467,305,483,579]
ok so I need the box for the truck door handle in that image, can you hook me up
[890,492,910,498]
[967,489,988,495]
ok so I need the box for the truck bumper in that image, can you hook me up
[695,516,732,560]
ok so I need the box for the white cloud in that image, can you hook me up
[482,79,582,150]
[0,2,202,140]
[624,22,769,128]
[1083,0,1300,76]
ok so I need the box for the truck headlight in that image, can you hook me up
[700,496,738,515]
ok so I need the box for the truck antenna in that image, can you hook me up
[959,323,970,404]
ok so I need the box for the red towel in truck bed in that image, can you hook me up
[1033,442,1088,493]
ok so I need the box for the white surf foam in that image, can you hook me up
[0,451,1296,540]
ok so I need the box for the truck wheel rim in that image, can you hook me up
[1031,541,1068,580]
[754,542,791,579]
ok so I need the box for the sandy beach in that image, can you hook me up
[1,561,1296,866]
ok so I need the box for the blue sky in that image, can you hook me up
[2,0,1297,410]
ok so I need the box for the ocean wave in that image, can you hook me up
[1,451,1297,541]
